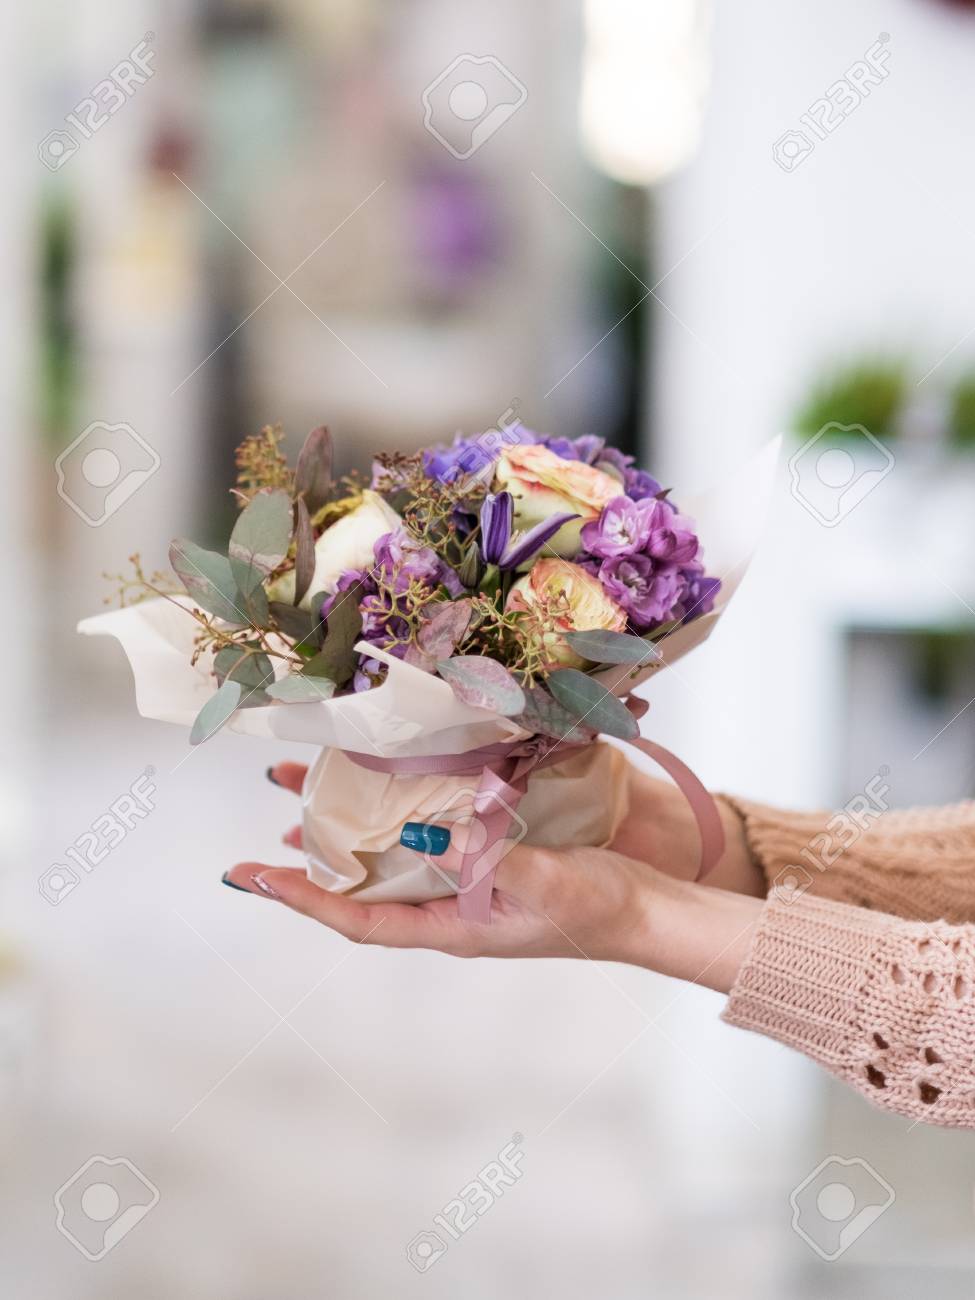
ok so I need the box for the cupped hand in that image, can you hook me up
[224,761,763,992]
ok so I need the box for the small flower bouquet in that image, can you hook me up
[81,422,776,919]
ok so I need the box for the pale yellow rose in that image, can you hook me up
[266,489,401,610]
[507,557,626,668]
[495,443,622,557]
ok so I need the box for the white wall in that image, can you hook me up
[649,0,975,810]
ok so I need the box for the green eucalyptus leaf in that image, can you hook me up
[228,489,293,596]
[292,498,315,607]
[515,685,598,744]
[563,629,661,666]
[269,601,317,643]
[189,680,242,745]
[436,656,526,717]
[294,425,333,515]
[547,668,638,740]
[301,582,363,686]
[241,580,270,629]
[646,619,681,642]
[170,539,246,624]
[266,674,336,703]
[213,645,274,706]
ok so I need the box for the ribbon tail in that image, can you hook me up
[629,737,725,881]
[456,770,527,924]
[454,737,723,924]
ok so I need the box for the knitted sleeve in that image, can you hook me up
[722,893,975,1127]
[718,796,975,924]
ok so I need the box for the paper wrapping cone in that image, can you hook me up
[78,437,780,901]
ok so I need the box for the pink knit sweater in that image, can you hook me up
[720,798,975,1128]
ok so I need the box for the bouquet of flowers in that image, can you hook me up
[82,422,776,920]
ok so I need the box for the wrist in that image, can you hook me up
[630,875,764,994]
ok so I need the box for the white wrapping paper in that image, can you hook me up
[78,438,779,902]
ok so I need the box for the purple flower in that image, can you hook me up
[623,467,663,501]
[501,513,579,570]
[598,555,685,628]
[679,567,721,619]
[594,445,633,476]
[373,528,463,596]
[479,491,514,564]
[540,435,581,461]
[580,496,657,559]
[319,568,375,621]
[422,426,541,484]
[646,510,700,566]
[353,657,386,692]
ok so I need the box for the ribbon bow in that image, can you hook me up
[345,703,724,923]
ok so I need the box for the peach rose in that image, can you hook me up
[507,557,627,668]
[494,443,622,558]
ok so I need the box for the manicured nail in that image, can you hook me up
[400,822,451,856]
[250,873,279,898]
[266,766,281,786]
[221,871,252,894]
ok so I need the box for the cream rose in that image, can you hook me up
[266,489,401,610]
[494,443,622,558]
[507,557,627,668]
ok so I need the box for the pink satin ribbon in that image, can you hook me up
[345,714,724,923]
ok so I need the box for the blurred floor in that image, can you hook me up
[0,667,969,1297]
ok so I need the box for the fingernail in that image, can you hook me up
[250,873,279,898]
[221,871,252,894]
[400,822,451,856]
[266,766,281,786]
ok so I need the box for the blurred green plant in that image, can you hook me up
[38,196,78,443]
[795,359,908,441]
[946,371,975,447]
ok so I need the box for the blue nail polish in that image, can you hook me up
[400,822,451,856]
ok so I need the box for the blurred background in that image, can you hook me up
[4,0,975,1295]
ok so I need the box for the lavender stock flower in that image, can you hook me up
[598,554,685,628]
[623,467,663,501]
[646,510,700,566]
[580,496,656,559]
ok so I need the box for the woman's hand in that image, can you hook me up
[224,762,764,993]
[612,765,765,897]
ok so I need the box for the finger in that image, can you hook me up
[267,762,307,795]
[282,824,303,849]
[223,863,451,949]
